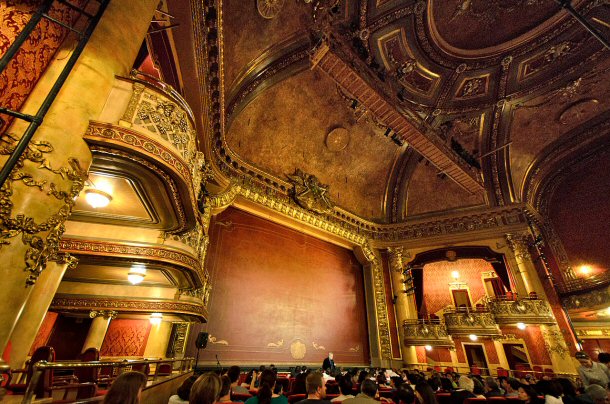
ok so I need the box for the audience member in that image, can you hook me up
[484,377,503,398]
[190,372,221,404]
[501,377,520,398]
[245,369,288,404]
[576,351,610,387]
[537,379,564,403]
[584,384,608,404]
[518,384,542,404]
[219,375,232,402]
[414,382,438,404]
[293,372,308,395]
[228,366,251,395]
[555,378,587,404]
[450,376,476,404]
[344,379,378,404]
[169,376,198,404]
[103,371,147,404]
[296,372,330,404]
[396,384,415,404]
[331,375,355,402]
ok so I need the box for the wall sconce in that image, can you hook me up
[517,322,526,330]
[468,334,478,341]
[127,264,146,285]
[451,271,460,280]
[85,189,112,208]
[150,312,163,325]
[425,345,432,351]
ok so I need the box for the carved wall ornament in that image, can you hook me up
[209,334,229,345]
[519,41,575,80]
[542,327,569,359]
[403,320,453,347]
[558,98,600,125]
[89,310,118,319]
[505,232,531,261]
[456,76,489,99]
[349,345,361,352]
[290,340,307,359]
[312,341,326,350]
[0,133,87,286]
[325,127,350,152]
[169,322,191,355]
[563,288,610,310]
[287,169,334,214]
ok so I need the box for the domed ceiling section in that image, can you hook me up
[428,0,563,53]
[222,0,311,88]
[226,69,401,220]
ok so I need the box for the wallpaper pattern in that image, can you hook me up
[100,319,151,357]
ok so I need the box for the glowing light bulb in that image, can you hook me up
[150,313,163,325]
[517,322,526,330]
[425,345,432,351]
[451,271,460,280]
[85,189,112,208]
[469,334,478,341]
[127,265,146,285]
[578,265,593,276]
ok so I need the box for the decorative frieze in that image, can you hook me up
[403,320,453,347]
[443,310,501,336]
[488,298,556,325]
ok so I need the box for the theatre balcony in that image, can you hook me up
[403,319,454,348]
[443,307,502,337]
[487,294,556,325]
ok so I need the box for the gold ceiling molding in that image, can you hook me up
[59,238,205,287]
[50,294,207,321]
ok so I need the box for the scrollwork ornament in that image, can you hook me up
[0,132,88,286]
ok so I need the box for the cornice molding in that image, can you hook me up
[50,294,207,321]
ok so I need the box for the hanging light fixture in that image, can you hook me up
[85,189,112,208]
[150,312,163,325]
[127,264,146,285]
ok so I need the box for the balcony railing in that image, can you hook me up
[487,296,555,325]
[403,319,454,347]
[443,307,501,336]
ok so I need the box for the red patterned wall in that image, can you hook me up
[100,319,151,357]
[483,340,499,364]
[427,347,452,363]
[548,152,610,276]
[28,311,58,355]
[0,0,84,134]
[582,339,610,360]
[422,259,495,314]
[416,346,427,364]
[201,207,370,365]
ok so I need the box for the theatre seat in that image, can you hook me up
[232,392,253,402]
[288,393,306,403]
[464,399,487,404]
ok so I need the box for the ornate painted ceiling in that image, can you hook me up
[163,0,610,231]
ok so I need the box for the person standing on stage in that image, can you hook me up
[322,352,336,373]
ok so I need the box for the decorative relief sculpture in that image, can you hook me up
[287,169,334,214]
[0,133,85,285]
[290,340,307,359]
[257,0,286,19]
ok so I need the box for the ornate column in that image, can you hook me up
[0,0,159,358]
[540,324,576,373]
[144,320,172,358]
[82,311,116,353]
[388,247,418,365]
[505,233,538,295]
[6,261,71,368]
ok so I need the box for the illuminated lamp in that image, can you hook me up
[451,271,460,280]
[469,334,478,341]
[578,265,593,276]
[150,313,163,325]
[517,322,526,330]
[127,264,146,285]
[425,345,432,351]
[84,189,112,208]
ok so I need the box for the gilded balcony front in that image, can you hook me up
[443,308,501,336]
[487,297,556,325]
[403,320,454,347]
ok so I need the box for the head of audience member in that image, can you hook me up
[458,376,474,392]
[407,372,421,387]
[439,377,453,392]
[484,377,500,393]
[177,376,198,401]
[576,351,593,368]
[585,384,609,404]
[245,370,255,385]
[306,372,327,399]
[472,378,485,396]
[190,372,222,404]
[599,353,610,366]
[415,382,438,404]
[555,378,577,397]
[103,371,147,404]
[376,373,388,386]
[397,383,415,404]
[338,376,354,396]
[518,384,540,404]
[360,379,378,398]
[391,376,404,389]
[537,379,562,399]
[357,370,369,384]
[427,376,441,392]
[295,366,302,374]
[257,369,278,404]
[219,375,231,402]
[227,366,241,386]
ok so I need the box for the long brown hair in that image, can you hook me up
[190,372,222,404]
[103,371,147,404]
[257,369,277,404]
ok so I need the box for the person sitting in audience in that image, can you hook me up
[500,377,520,398]
[292,366,303,378]
[576,351,610,387]
[414,382,437,404]
[292,372,308,395]
[584,384,608,404]
[438,377,453,393]
[484,377,503,398]
[555,378,587,404]
[395,384,415,404]
[376,373,388,388]
[244,370,257,389]
[357,370,369,385]
[169,375,198,404]
[343,379,378,404]
[190,372,222,404]
[219,375,232,402]
[472,377,486,398]
[103,371,148,404]
[228,365,251,395]
[518,384,542,404]
[537,379,564,404]
[450,375,476,404]
[245,369,288,404]
[296,372,330,404]
[331,375,355,402]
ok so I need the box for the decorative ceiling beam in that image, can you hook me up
[311,39,484,195]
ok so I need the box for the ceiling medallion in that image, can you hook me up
[325,127,350,152]
[257,0,286,19]
[558,98,599,125]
